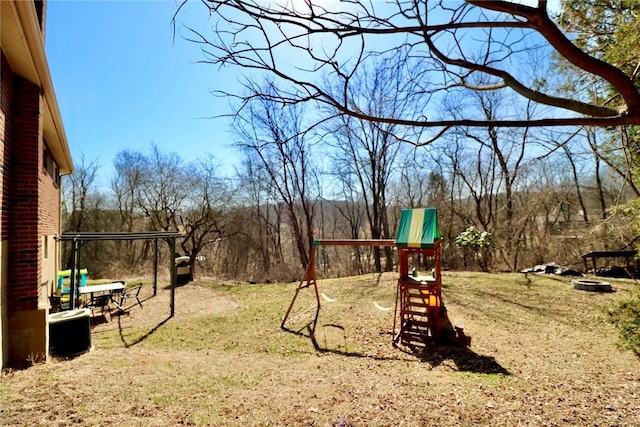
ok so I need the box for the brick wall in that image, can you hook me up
[2,0,62,367]
[40,149,59,236]
[7,75,43,313]
[39,175,59,236]
[1,48,13,370]
[1,53,13,241]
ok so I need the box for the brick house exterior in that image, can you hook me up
[1,0,73,367]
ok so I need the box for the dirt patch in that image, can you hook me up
[89,282,240,332]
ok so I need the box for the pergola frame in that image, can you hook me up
[56,231,182,316]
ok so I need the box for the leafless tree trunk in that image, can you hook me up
[587,129,608,221]
[233,82,319,269]
[323,58,421,272]
[63,155,101,233]
[332,172,367,274]
[560,141,589,224]
[62,155,102,269]
[111,150,147,267]
[136,144,188,234]
[179,156,231,280]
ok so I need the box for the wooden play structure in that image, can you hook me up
[281,208,469,348]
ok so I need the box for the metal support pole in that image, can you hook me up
[170,237,176,318]
[69,239,79,309]
[153,238,158,296]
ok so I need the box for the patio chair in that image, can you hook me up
[85,294,112,320]
[48,295,69,313]
[119,283,143,309]
[109,281,126,311]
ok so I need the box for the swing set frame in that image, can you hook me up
[280,238,448,344]
[281,208,468,348]
[280,239,396,334]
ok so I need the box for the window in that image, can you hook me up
[43,146,60,187]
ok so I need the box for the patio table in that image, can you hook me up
[79,282,126,310]
[78,282,125,295]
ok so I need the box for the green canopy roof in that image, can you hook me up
[395,208,441,248]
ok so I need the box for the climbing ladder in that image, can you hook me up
[393,243,443,347]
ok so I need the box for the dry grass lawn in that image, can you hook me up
[1,272,639,426]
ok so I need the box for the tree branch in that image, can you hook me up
[466,0,640,112]
[177,0,640,128]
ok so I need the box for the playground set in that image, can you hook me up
[281,208,470,349]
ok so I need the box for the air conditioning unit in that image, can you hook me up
[48,308,92,357]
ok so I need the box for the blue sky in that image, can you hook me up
[46,0,241,185]
[45,0,561,188]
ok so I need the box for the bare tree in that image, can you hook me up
[179,156,231,280]
[233,82,319,269]
[61,155,104,270]
[323,59,416,272]
[111,150,148,267]
[112,150,146,232]
[329,168,368,274]
[63,154,101,234]
[176,0,640,131]
[457,88,532,270]
[236,159,286,274]
[136,144,188,233]
[112,146,232,280]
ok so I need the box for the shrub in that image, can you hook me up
[607,291,640,357]
[455,226,493,272]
